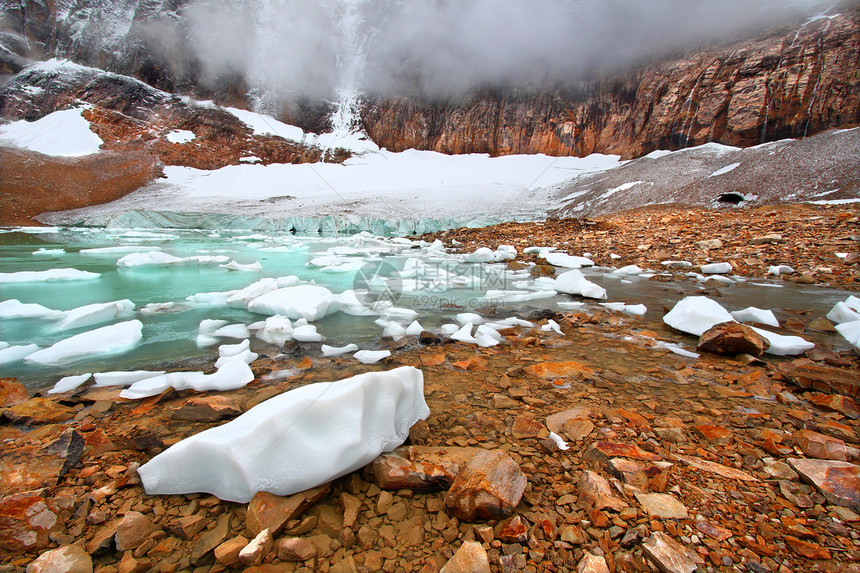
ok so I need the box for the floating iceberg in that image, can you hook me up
[321,343,359,357]
[136,366,429,502]
[56,299,135,330]
[0,269,100,283]
[835,320,860,352]
[248,285,341,321]
[554,270,607,299]
[0,299,61,319]
[25,320,144,366]
[0,344,40,365]
[827,301,860,325]
[117,252,230,268]
[663,296,734,336]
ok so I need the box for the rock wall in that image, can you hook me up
[362,9,860,159]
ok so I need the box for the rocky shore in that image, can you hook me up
[2,204,860,573]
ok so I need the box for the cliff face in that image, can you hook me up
[362,9,860,159]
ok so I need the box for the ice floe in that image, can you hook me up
[0,299,61,319]
[554,270,607,299]
[55,299,135,330]
[93,371,166,387]
[731,307,779,327]
[321,343,359,357]
[220,260,263,272]
[663,296,735,336]
[749,326,815,356]
[248,285,341,321]
[48,373,92,394]
[120,359,255,400]
[0,344,40,365]
[540,252,595,269]
[0,269,100,283]
[353,350,391,364]
[136,366,429,502]
[25,320,144,366]
[117,252,230,268]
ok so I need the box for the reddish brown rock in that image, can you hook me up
[440,540,490,573]
[694,521,733,542]
[672,453,758,482]
[2,398,76,425]
[562,418,595,442]
[0,492,59,554]
[170,395,242,422]
[634,492,688,519]
[246,484,330,536]
[607,458,672,492]
[794,429,848,461]
[576,553,610,573]
[788,458,860,511]
[0,378,29,407]
[808,393,860,419]
[545,407,591,433]
[190,513,230,565]
[444,450,527,522]
[511,414,547,439]
[25,544,93,573]
[115,511,160,551]
[494,514,528,543]
[277,537,317,562]
[697,322,769,357]
[215,535,248,567]
[365,445,478,491]
[641,532,705,573]
[785,535,832,560]
[0,428,84,496]
[165,514,206,540]
[584,441,661,464]
[523,361,594,379]
[577,470,628,512]
[694,425,733,445]
[779,362,860,400]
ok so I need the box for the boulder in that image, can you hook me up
[115,511,160,551]
[793,429,848,461]
[365,446,478,491]
[0,492,59,554]
[2,398,76,425]
[444,450,527,522]
[788,458,860,511]
[697,322,768,357]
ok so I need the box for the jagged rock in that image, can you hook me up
[494,514,528,543]
[165,514,206,539]
[0,492,59,554]
[584,441,661,464]
[697,322,768,357]
[190,513,230,565]
[577,470,628,511]
[339,492,361,528]
[576,553,610,573]
[419,331,442,345]
[365,445,478,490]
[0,428,84,495]
[238,528,273,567]
[779,362,860,399]
[170,395,242,421]
[246,484,330,536]
[607,458,672,492]
[0,378,29,407]
[25,544,93,573]
[634,493,689,519]
[562,418,595,442]
[2,398,76,425]
[642,532,705,573]
[440,540,490,573]
[492,394,520,409]
[117,552,150,573]
[672,453,758,482]
[277,537,317,561]
[115,511,160,551]
[785,535,832,560]
[794,429,848,461]
[215,535,248,567]
[808,393,860,419]
[444,450,527,522]
[788,458,860,511]
[693,424,733,445]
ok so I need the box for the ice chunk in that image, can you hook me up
[558,301,586,311]
[255,316,293,346]
[548,432,569,451]
[25,320,144,366]
[56,299,135,330]
[33,248,65,257]
[462,247,495,263]
[542,319,563,334]
[225,278,280,308]
[749,326,814,356]
[219,339,250,357]
[827,302,860,325]
[120,359,255,400]
[354,350,391,364]
[612,265,643,275]
[140,302,181,316]
[248,285,341,321]
[321,343,359,357]
[79,245,163,256]
[450,323,477,344]
[380,321,407,340]
[187,291,235,306]
[117,252,230,268]
[663,296,734,336]
[0,269,100,283]
[456,312,483,326]
[768,265,796,276]
[213,323,251,339]
[655,342,700,359]
[0,342,7,350]
[440,323,459,336]
[835,320,860,351]
[293,324,323,342]
[599,302,647,316]
[137,366,428,502]
[47,373,92,394]
[215,349,257,368]
[554,270,607,299]
[701,262,733,274]
[220,260,263,272]
[540,252,594,268]
[94,371,166,387]
[0,344,40,365]
[0,299,61,319]
[731,307,779,327]
[405,320,424,336]
[199,319,229,335]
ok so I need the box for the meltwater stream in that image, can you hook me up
[0,225,854,391]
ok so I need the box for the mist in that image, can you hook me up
[184,0,836,102]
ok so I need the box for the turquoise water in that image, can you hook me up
[1,225,854,391]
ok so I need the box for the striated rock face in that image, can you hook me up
[363,10,860,159]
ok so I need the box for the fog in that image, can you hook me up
[184,0,836,100]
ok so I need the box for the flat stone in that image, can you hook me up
[115,511,160,551]
[278,537,317,561]
[165,514,206,539]
[0,378,29,407]
[694,521,733,542]
[545,407,591,433]
[635,492,688,519]
[672,453,758,482]
[697,322,768,357]
[788,458,860,511]
[694,425,733,445]
[523,361,594,379]
[170,395,242,421]
[0,492,59,554]
[584,441,661,464]
[238,528,273,567]
[3,398,76,425]
[794,429,847,461]
[190,513,230,564]
[779,362,860,399]
[444,449,527,522]
[642,532,704,573]
[214,535,248,567]
[607,458,672,492]
[511,414,547,439]
[762,460,798,480]
[0,428,84,496]
[578,470,628,511]
[440,540,490,573]
[576,552,610,573]
[562,418,595,441]
[808,393,860,419]
[25,544,93,573]
[246,484,330,536]
[785,535,831,560]
[365,445,478,491]
[492,394,520,409]
[818,419,857,444]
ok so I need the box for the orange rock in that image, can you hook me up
[296,356,313,370]
[420,353,447,367]
[808,393,860,419]
[694,425,733,445]
[365,445,478,491]
[511,415,547,439]
[0,378,28,407]
[444,450,527,522]
[785,535,832,560]
[584,441,661,463]
[616,408,652,429]
[495,514,528,543]
[793,429,848,461]
[523,361,594,379]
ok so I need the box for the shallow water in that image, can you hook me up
[0,225,853,390]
